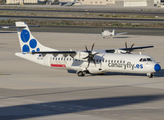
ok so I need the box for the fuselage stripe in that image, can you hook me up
[51,64,66,67]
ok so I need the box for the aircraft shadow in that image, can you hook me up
[113,36,129,39]
[102,69,164,78]
[0,94,164,120]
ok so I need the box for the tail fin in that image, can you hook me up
[111,28,115,36]
[15,22,57,53]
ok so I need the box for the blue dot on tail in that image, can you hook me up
[21,29,30,43]
[22,45,30,52]
[32,50,35,52]
[29,39,37,49]
[36,48,40,52]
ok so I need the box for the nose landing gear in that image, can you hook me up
[147,73,153,78]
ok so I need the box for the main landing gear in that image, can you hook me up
[77,71,85,77]
[147,73,154,78]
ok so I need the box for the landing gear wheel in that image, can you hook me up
[77,71,85,77]
[147,73,153,78]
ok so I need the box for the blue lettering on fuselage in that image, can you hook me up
[108,62,135,70]
[108,62,143,70]
[135,64,143,69]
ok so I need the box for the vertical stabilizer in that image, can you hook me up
[111,28,115,36]
[15,22,57,53]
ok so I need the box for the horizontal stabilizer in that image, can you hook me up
[115,32,128,36]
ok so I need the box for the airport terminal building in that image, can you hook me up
[6,0,37,4]
[6,0,162,7]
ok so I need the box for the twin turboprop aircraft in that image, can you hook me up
[1,22,161,78]
[99,28,128,38]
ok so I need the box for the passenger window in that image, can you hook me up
[56,58,57,60]
[117,60,119,63]
[61,58,63,60]
[111,60,113,63]
[123,61,125,63]
[114,60,116,63]
[96,59,98,62]
[70,58,71,61]
[58,58,60,60]
[99,60,101,62]
[108,60,110,63]
[120,61,122,63]
[67,58,68,61]
[105,60,107,62]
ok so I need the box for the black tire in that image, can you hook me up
[148,73,153,78]
[77,71,85,77]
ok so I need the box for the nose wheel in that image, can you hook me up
[147,73,153,78]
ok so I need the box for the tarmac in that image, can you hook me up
[0,30,164,120]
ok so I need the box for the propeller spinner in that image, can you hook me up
[83,43,99,68]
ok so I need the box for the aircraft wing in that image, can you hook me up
[106,45,154,53]
[32,51,77,57]
[32,45,154,56]
[120,45,154,51]
[114,32,128,36]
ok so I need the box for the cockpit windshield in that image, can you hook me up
[139,58,153,62]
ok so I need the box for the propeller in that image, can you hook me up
[125,41,135,54]
[83,43,99,68]
[102,29,104,32]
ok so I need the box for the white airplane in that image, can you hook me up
[57,0,81,6]
[99,28,128,38]
[1,22,161,78]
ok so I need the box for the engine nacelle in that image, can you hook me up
[115,49,127,54]
[73,51,89,60]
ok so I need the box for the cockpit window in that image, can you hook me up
[143,58,147,61]
[139,58,153,62]
[147,58,153,61]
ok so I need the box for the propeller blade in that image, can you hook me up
[83,56,89,59]
[87,60,90,68]
[91,43,95,52]
[131,43,135,49]
[93,52,99,56]
[125,41,127,50]
[85,45,88,52]
[91,58,96,66]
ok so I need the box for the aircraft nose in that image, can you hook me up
[154,64,161,72]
